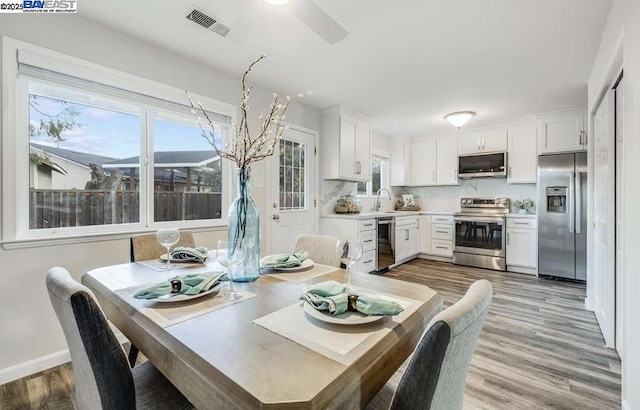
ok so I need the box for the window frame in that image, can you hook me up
[2,37,237,245]
[357,149,390,197]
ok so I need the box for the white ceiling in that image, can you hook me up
[80,0,612,137]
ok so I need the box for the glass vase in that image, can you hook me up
[228,167,260,282]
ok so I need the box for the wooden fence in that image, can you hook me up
[29,189,222,229]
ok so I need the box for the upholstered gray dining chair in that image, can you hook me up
[130,230,196,262]
[46,267,194,410]
[369,279,493,410]
[293,234,342,267]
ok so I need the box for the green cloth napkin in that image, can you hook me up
[169,246,208,262]
[301,280,404,316]
[134,273,217,299]
[261,251,309,268]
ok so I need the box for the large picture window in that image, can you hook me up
[4,43,234,240]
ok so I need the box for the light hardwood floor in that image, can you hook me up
[0,260,621,409]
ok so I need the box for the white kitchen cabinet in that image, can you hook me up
[506,217,537,274]
[507,126,537,184]
[436,137,459,185]
[458,131,507,155]
[410,139,437,186]
[536,109,588,154]
[395,216,418,263]
[320,217,377,273]
[430,214,454,257]
[390,139,411,186]
[418,215,432,254]
[321,106,372,181]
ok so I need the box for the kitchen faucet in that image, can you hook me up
[375,188,391,212]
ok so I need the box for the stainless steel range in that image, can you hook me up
[453,197,510,271]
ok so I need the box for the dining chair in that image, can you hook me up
[46,267,194,410]
[128,230,196,366]
[369,279,493,410]
[130,230,196,263]
[293,234,342,267]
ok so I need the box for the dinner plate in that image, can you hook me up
[302,302,385,325]
[260,256,315,272]
[153,283,221,303]
[160,253,206,264]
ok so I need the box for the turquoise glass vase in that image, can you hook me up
[228,167,260,282]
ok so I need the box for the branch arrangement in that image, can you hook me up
[187,54,309,168]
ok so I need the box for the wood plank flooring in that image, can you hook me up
[0,260,621,409]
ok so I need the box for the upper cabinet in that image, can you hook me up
[458,131,507,155]
[536,109,588,154]
[399,137,457,187]
[321,106,372,181]
[390,139,411,186]
[507,126,537,184]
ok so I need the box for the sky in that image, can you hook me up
[29,95,222,159]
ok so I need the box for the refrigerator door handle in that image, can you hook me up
[575,172,582,234]
[569,172,575,234]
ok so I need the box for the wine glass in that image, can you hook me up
[157,228,180,270]
[334,238,363,290]
[216,240,245,300]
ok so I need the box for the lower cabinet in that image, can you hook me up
[506,217,537,274]
[395,216,418,263]
[417,214,454,258]
[320,217,377,273]
[418,216,432,253]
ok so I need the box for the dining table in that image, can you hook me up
[81,256,442,409]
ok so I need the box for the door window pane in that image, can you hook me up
[279,139,307,210]
[29,93,141,229]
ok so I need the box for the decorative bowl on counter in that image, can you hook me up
[334,194,362,214]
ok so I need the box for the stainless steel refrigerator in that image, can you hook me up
[537,153,587,281]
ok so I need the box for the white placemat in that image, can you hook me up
[136,258,205,272]
[117,284,256,328]
[253,294,420,366]
[261,263,340,283]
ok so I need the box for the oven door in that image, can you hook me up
[454,216,505,257]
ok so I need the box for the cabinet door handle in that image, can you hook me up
[405,229,409,240]
[454,169,457,180]
[363,259,373,264]
[477,138,480,150]
[578,131,583,145]
[363,239,373,243]
[483,137,485,149]
[432,170,436,182]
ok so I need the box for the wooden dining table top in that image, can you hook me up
[82,260,442,409]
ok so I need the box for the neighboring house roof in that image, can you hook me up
[103,151,219,168]
[30,143,117,168]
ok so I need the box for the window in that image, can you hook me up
[4,41,235,240]
[279,139,307,210]
[357,155,389,196]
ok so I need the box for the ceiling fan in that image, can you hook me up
[187,0,349,45]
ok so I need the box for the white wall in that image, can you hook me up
[587,0,640,408]
[404,179,536,213]
[0,14,320,382]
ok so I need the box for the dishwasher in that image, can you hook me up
[375,217,395,272]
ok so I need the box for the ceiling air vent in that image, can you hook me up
[186,9,231,38]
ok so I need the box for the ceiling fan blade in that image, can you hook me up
[289,0,348,44]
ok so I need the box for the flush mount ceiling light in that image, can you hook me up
[445,111,476,129]
[264,0,290,4]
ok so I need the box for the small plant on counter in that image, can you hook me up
[513,198,534,213]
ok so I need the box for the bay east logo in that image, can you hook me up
[22,0,77,12]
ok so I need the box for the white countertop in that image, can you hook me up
[320,210,455,220]
[506,213,537,219]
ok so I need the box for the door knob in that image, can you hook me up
[272,214,280,221]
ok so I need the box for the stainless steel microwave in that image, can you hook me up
[457,152,507,179]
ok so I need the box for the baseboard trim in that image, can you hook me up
[0,350,70,385]
[0,332,130,385]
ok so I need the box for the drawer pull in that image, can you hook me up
[436,246,448,250]
[513,222,530,225]
[363,223,373,227]
[436,230,448,234]
[364,239,373,243]
[363,259,373,264]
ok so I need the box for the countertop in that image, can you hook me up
[506,213,537,219]
[320,210,455,220]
